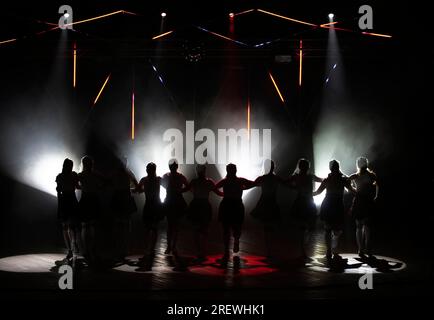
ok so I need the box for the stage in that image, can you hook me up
[0,214,431,302]
[0,0,432,316]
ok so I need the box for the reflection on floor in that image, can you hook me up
[0,253,65,273]
[306,253,406,274]
[0,220,431,301]
[114,254,279,276]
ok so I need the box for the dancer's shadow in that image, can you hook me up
[165,254,189,272]
[134,255,156,272]
[355,255,403,273]
[50,257,89,272]
[233,256,242,275]
[184,255,230,269]
[215,256,230,269]
[329,258,363,273]
[315,256,363,273]
[215,256,248,270]
[131,253,198,272]
[188,256,208,266]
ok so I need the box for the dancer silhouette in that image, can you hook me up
[349,157,379,256]
[161,159,188,255]
[250,160,283,259]
[289,158,323,259]
[78,156,104,263]
[111,156,138,261]
[313,160,355,261]
[186,164,223,260]
[136,162,164,258]
[55,158,80,264]
[215,163,255,261]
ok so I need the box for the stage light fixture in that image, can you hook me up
[361,32,392,38]
[131,92,135,141]
[93,74,111,105]
[73,43,77,88]
[328,13,334,19]
[152,30,173,40]
[161,12,167,17]
[0,38,17,45]
[299,40,303,87]
[268,72,285,103]
[247,98,251,140]
[257,9,317,27]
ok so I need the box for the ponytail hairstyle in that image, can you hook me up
[356,156,373,174]
[62,158,73,174]
[293,158,310,175]
[329,159,342,176]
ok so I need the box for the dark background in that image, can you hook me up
[0,0,432,306]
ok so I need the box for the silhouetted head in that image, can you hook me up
[226,163,237,177]
[146,162,157,177]
[329,159,340,173]
[263,159,275,175]
[62,158,73,174]
[196,164,206,178]
[81,156,94,172]
[168,159,178,173]
[297,158,310,174]
[357,157,369,171]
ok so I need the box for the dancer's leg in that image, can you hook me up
[222,224,231,259]
[233,224,242,253]
[356,220,364,255]
[324,226,332,259]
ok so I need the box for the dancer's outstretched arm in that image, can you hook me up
[344,178,357,194]
[373,175,379,201]
[134,178,145,193]
[241,178,256,190]
[313,180,326,196]
[313,175,324,183]
[211,180,224,197]
[181,175,190,193]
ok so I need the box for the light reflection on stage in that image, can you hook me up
[306,253,406,274]
[0,253,65,273]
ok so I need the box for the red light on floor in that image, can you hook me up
[188,254,278,277]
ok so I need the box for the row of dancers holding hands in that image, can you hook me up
[56,156,378,265]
